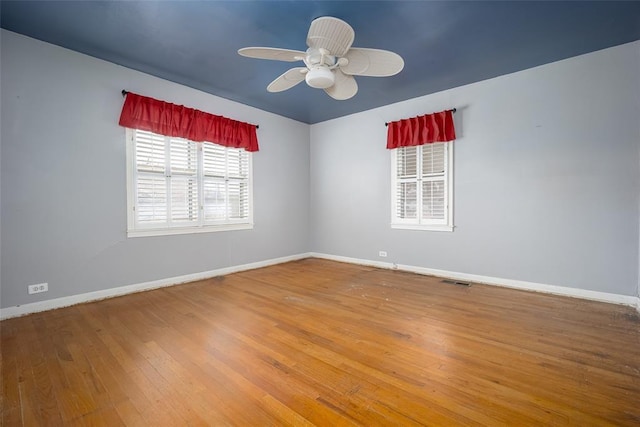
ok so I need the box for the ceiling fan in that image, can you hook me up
[238,16,404,100]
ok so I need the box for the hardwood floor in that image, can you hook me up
[2,258,639,426]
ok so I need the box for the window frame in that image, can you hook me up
[390,142,454,232]
[125,128,253,238]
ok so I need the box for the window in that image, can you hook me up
[126,129,252,237]
[391,142,453,231]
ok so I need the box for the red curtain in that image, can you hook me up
[119,92,259,152]
[386,110,456,149]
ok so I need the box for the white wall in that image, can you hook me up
[310,41,640,297]
[0,30,310,309]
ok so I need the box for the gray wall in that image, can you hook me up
[310,41,640,296]
[2,30,639,310]
[1,30,310,309]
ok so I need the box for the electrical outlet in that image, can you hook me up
[28,283,48,295]
[379,251,387,257]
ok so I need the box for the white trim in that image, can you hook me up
[312,252,396,270]
[447,142,454,229]
[127,222,254,238]
[309,252,639,307]
[126,129,254,237]
[390,142,454,231]
[4,252,636,320]
[391,224,454,232]
[0,253,311,320]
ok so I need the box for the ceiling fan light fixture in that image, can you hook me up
[239,16,404,99]
[305,66,335,89]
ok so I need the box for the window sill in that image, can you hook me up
[128,223,253,238]
[391,223,454,232]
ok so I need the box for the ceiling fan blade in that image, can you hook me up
[267,67,307,92]
[238,47,306,62]
[341,48,405,77]
[306,16,354,57]
[324,69,358,100]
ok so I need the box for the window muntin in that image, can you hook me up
[391,142,453,231]
[127,129,253,237]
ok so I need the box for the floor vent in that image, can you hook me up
[441,279,470,287]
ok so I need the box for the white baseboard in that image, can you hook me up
[3,252,637,320]
[310,252,639,308]
[0,252,311,320]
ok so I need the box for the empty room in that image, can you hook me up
[1,1,639,425]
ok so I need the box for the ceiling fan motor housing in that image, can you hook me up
[305,66,335,88]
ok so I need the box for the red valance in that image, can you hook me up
[119,92,259,152]
[386,110,456,149]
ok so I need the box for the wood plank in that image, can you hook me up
[2,259,639,425]
[1,321,23,426]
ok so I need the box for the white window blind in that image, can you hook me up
[391,142,453,231]
[202,142,250,223]
[127,129,253,237]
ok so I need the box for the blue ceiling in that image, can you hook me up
[2,1,639,124]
